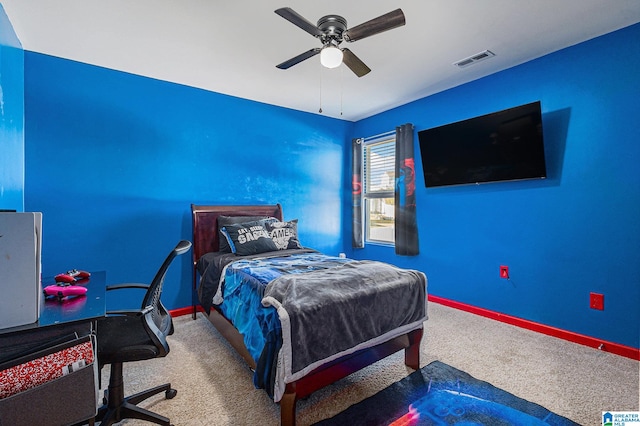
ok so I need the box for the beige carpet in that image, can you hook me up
[104,302,639,425]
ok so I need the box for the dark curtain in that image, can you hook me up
[351,138,364,248]
[394,123,419,255]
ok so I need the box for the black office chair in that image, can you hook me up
[95,240,192,426]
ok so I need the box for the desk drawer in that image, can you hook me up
[0,321,93,365]
[0,360,97,426]
[0,333,98,426]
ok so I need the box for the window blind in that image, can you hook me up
[364,138,395,195]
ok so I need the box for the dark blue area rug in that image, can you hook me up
[315,360,579,426]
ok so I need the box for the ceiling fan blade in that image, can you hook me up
[276,48,322,69]
[275,7,324,38]
[343,9,406,42]
[342,48,371,77]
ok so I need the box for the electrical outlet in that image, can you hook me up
[590,292,604,310]
[499,265,509,279]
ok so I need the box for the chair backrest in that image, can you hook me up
[142,240,192,357]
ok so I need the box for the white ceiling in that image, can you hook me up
[2,1,640,121]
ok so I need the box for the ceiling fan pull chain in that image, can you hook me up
[319,66,323,113]
[340,66,344,116]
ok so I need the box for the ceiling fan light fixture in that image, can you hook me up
[275,7,405,77]
[320,45,343,69]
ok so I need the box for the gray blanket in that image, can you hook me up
[262,260,427,398]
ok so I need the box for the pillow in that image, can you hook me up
[265,219,303,250]
[221,221,278,256]
[217,215,277,253]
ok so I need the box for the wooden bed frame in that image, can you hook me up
[191,203,423,426]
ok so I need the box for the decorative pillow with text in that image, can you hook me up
[221,221,278,256]
[217,215,277,253]
[265,219,303,250]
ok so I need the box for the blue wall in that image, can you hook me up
[350,23,640,348]
[17,19,639,348]
[0,4,24,211]
[24,54,352,310]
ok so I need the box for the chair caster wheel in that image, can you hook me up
[166,388,177,399]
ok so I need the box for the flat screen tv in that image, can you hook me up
[418,101,547,188]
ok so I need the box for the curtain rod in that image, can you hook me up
[362,129,395,142]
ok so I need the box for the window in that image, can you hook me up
[363,136,395,244]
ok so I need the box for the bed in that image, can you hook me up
[190,203,427,425]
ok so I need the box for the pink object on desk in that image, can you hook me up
[43,285,88,300]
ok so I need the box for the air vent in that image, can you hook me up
[453,50,495,68]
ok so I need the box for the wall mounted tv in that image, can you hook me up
[418,101,547,188]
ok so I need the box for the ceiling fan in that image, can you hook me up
[274,7,406,77]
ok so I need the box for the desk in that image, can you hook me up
[0,271,106,336]
[0,271,106,361]
[0,272,106,426]
[39,271,106,328]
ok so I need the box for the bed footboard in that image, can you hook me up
[279,327,423,426]
[404,326,423,369]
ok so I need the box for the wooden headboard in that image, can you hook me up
[190,203,283,266]
[189,203,283,319]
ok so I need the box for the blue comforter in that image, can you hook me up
[197,250,427,402]
[216,252,353,365]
